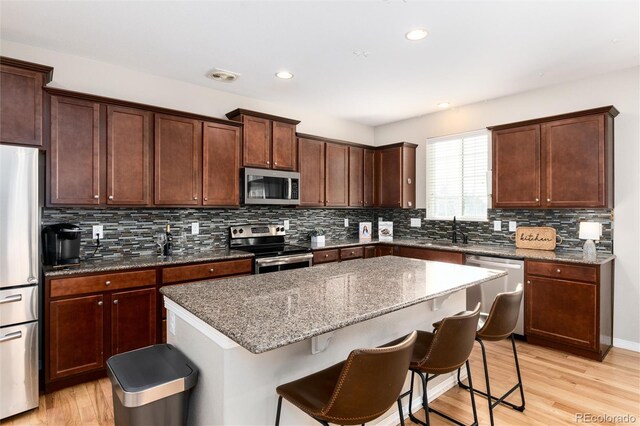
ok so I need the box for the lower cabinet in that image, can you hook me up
[396,246,465,264]
[363,246,376,259]
[111,288,156,355]
[375,245,395,257]
[525,260,613,361]
[340,247,364,261]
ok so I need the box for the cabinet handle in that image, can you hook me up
[108,195,114,200]
[527,280,531,284]
[350,251,355,255]
[535,198,539,202]
[408,201,412,207]
[325,254,329,258]
[274,162,277,166]
[98,301,103,306]
[407,178,412,184]
[209,268,215,273]
[113,299,118,305]
[105,281,111,286]
[204,197,208,201]
[266,161,270,165]
[556,269,561,273]
[193,196,198,200]
[94,195,99,199]
[547,198,551,202]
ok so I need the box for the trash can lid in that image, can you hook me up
[107,344,198,394]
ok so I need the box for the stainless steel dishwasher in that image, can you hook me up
[465,255,525,337]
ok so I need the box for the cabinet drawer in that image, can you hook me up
[340,247,364,261]
[50,270,156,298]
[313,249,340,265]
[162,259,253,284]
[527,261,597,283]
[397,247,464,264]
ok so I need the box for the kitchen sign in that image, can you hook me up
[513,226,559,250]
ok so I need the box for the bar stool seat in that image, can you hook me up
[275,331,417,426]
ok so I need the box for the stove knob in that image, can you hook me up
[239,229,244,234]
[232,229,237,235]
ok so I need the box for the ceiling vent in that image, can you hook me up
[207,68,240,83]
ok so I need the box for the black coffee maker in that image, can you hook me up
[42,223,82,266]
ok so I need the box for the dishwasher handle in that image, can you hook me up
[466,258,523,270]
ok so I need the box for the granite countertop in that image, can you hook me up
[160,256,506,354]
[306,238,615,265]
[44,249,254,277]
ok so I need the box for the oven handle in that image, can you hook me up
[255,253,313,267]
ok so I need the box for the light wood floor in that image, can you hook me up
[2,341,639,425]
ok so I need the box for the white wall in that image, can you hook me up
[0,40,374,145]
[374,66,640,348]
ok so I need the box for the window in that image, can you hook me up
[426,130,489,221]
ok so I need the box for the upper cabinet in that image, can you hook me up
[490,106,617,209]
[348,146,364,207]
[363,149,375,207]
[226,109,300,171]
[298,137,325,207]
[0,57,53,147]
[202,121,241,206]
[325,143,349,207]
[375,143,417,208]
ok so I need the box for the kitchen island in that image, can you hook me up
[161,256,506,425]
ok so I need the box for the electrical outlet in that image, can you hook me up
[344,219,349,227]
[191,222,199,235]
[92,225,103,239]
[283,220,290,230]
[509,221,517,232]
[410,218,421,227]
[493,221,502,232]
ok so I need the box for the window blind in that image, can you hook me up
[426,130,489,221]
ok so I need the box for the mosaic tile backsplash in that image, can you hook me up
[42,207,613,259]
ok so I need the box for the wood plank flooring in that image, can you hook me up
[2,341,639,425]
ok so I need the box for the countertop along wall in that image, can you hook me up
[374,66,640,350]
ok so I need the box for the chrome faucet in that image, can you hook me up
[452,216,469,244]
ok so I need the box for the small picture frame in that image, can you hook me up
[359,222,372,241]
[378,221,394,242]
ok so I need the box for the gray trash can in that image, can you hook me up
[106,344,198,426]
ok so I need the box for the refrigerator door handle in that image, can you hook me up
[0,330,22,343]
[0,294,22,304]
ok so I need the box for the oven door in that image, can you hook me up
[243,168,300,205]
[255,253,313,274]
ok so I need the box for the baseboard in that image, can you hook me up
[375,370,466,426]
[613,337,640,352]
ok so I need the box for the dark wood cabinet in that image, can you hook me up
[313,249,340,265]
[363,149,375,207]
[492,125,541,208]
[325,143,349,207]
[375,143,416,208]
[298,137,325,206]
[348,146,364,207]
[226,109,300,170]
[340,247,364,261]
[376,245,395,257]
[106,106,151,205]
[202,121,241,206]
[154,114,201,205]
[49,294,104,381]
[0,58,52,146]
[111,288,156,355]
[396,246,464,264]
[364,246,376,259]
[272,121,297,170]
[490,106,616,209]
[525,260,613,361]
[49,96,101,205]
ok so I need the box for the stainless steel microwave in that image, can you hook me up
[242,168,300,205]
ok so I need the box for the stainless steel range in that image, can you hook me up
[229,224,312,274]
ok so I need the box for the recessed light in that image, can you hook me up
[405,28,428,41]
[438,102,450,108]
[275,71,294,79]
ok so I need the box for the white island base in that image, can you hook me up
[165,291,469,426]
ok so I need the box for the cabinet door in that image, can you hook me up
[364,246,376,259]
[525,277,596,349]
[203,121,240,206]
[363,149,375,207]
[543,115,606,207]
[492,125,541,208]
[396,246,464,264]
[243,116,271,168]
[111,288,157,356]
[49,295,104,380]
[50,96,101,205]
[348,146,364,207]
[298,138,325,206]
[154,114,201,205]
[402,146,416,208]
[376,148,402,207]
[272,121,297,171]
[106,106,151,205]
[0,65,43,146]
[325,143,349,207]
[376,245,395,257]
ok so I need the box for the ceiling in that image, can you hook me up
[1,1,638,126]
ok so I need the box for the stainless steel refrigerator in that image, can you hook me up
[0,145,39,419]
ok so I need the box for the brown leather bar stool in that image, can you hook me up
[392,304,481,426]
[274,331,417,426]
[434,285,525,426]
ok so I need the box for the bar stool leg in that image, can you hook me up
[478,339,495,426]
[511,334,526,411]
[397,398,405,426]
[465,360,479,426]
[275,396,283,426]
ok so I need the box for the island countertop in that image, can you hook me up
[160,256,506,354]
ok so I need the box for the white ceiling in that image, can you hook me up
[1,1,638,126]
